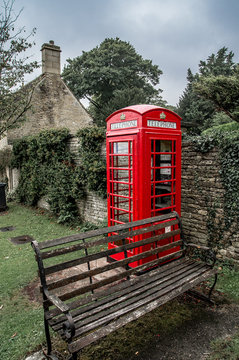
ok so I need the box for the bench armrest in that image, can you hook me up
[184,242,217,267]
[44,289,70,313]
[44,289,75,339]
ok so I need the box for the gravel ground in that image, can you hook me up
[134,303,239,360]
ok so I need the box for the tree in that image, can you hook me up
[193,70,239,124]
[62,37,165,126]
[177,69,215,132]
[0,0,39,139]
[177,47,237,131]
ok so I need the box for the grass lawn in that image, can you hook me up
[0,203,79,360]
[1,202,239,360]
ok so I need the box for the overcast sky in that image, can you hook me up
[13,0,239,106]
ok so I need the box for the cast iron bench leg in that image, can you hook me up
[187,273,218,305]
[69,353,78,360]
[43,315,59,360]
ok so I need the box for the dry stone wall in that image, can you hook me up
[181,141,239,262]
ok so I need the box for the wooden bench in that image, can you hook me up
[32,211,217,360]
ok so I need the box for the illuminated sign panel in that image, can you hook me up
[111,120,137,130]
[147,120,177,129]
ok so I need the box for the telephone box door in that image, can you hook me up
[137,135,181,266]
[107,135,137,261]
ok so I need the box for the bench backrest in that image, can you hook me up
[32,211,183,307]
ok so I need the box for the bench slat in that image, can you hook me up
[41,219,179,260]
[51,261,206,331]
[46,258,194,320]
[46,250,183,303]
[44,228,180,277]
[46,238,182,291]
[39,212,178,250]
[71,263,209,336]
[68,267,216,352]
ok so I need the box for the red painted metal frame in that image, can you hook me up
[106,105,182,266]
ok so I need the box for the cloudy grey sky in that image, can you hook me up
[13,0,239,106]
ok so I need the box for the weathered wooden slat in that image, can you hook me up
[46,238,182,291]
[41,219,179,259]
[44,228,181,277]
[46,258,193,320]
[48,259,197,324]
[52,261,206,332]
[46,250,183,304]
[68,268,216,352]
[70,262,208,332]
[68,270,215,352]
[68,267,216,348]
[39,212,178,250]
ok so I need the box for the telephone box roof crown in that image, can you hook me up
[106,104,181,121]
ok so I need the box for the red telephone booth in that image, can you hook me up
[106,104,182,266]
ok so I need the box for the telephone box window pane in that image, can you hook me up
[113,142,129,154]
[155,140,172,153]
[155,184,171,196]
[155,169,172,182]
[155,195,171,209]
[113,155,130,168]
[113,169,129,181]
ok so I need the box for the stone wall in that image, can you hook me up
[181,141,223,245]
[77,193,107,224]
[181,141,239,262]
[68,136,108,224]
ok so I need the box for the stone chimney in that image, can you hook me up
[41,40,61,75]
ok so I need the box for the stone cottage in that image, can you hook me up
[0,40,93,191]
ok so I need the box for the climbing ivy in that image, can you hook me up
[10,127,107,224]
[219,137,239,229]
[12,129,85,224]
[189,126,239,246]
[77,126,107,198]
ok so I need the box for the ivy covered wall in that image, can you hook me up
[181,132,239,262]
[2,126,239,262]
[7,127,106,225]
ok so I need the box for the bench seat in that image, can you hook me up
[31,212,217,360]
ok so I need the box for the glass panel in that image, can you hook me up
[155,140,172,153]
[113,142,129,154]
[113,155,130,168]
[155,184,171,196]
[113,169,129,181]
[155,195,171,209]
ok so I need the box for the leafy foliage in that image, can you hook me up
[177,68,214,132]
[177,47,237,132]
[190,129,239,243]
[12,129,84,224]
[11,127,107,224]
[193,71,239,123]
[77,126,107,197]
[0,0,39,138]
[62,37,165,125]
